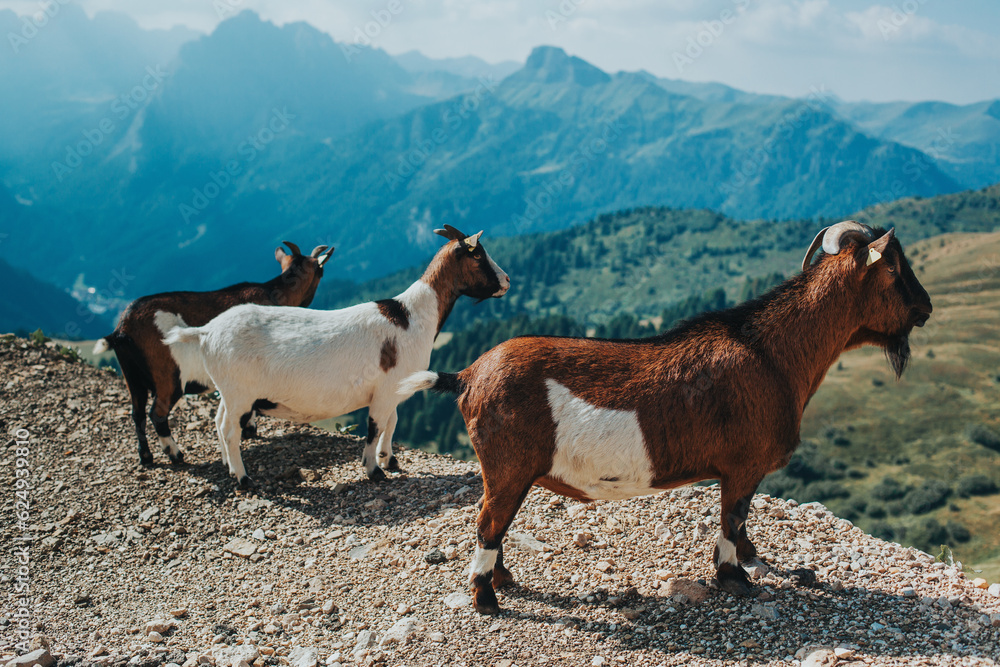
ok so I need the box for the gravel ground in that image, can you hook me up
[2,336,999,667]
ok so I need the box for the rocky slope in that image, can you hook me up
[1,337,999,667]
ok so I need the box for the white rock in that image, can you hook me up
[428,632,446,643]
[988,583,1000,598]
[5,649,54,667]
[354,630,374,649]
[379,616,419,647]
[443,592,472,609]
[145,619,176,635]
[287,647,318,667]
[800,648,837,667]
[252,529,266,541]
[212,645,259,667]
[506,530,549,556]
[834,647,855,659]
[325,653,342,666]
[591,658,607,666]
[147,631,163,643]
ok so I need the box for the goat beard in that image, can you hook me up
[884,334,911,379]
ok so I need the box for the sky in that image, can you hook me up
[3,0,999,104]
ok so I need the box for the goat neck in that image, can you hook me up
[419,242,466,334]
[751,267,860,409]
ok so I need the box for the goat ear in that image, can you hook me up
[275,246,288,262]
[864,228,895,267]
[464,231,484,250]
[318,247,335,267]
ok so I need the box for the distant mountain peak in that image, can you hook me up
[516,46,611,86]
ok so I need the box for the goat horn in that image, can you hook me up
[434,225,467,241]
[310,245,328,258]
[283,241,302,256]
[801,221,873,272]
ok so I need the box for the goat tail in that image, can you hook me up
[92,337,112,354]
[161,326,202,347]
[397,371,464,398]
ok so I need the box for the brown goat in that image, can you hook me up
[400,222,932,614]
[94,241,333,466]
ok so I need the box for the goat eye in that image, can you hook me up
[887,266,896,274]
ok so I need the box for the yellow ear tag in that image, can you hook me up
[866,248,882,266]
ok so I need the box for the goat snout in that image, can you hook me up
[495,273,510,297]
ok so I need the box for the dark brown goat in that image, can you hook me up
[94,241,333,466]
[400,222,932,614]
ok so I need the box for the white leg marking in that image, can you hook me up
[716,530,738,567]
[158,435,180,456]
[469,547,498,580]
[376,409,398,462]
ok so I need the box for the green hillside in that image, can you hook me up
[315,183,1000,330]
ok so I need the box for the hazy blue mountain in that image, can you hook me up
[0,5,197,182]
[250,46,959,277]
[0,14,978,298]
[831,99,1000,189]
[395,50,521,80]
[0,254,110,339]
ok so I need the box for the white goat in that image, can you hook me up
[162,226,509,487]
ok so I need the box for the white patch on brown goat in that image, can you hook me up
[545,379,656,501]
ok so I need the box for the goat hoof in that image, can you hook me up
[168,451,186,465]
[386,455,400,471]
[242,425,258,440]
[473,588,501,615]
[138,449,154,466]
[717,563,757,597]
[368,466,387,482]
[237,475,256,490]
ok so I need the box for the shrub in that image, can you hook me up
[908,518,949,553]
[866,503,886,519]
[966,424,1000,453]
[946,520,971,543]
[903,480,952,515]
[870,476,908,501]
[869,521,900,542]
[808,481,850,501]
[956,474,998,497]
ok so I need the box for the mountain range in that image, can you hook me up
[1,8,999,301]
